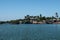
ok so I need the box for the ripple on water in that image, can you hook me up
[0,24,59,40]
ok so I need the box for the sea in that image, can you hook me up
[0,24,60,40]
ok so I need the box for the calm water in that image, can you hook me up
[0,24,60,40]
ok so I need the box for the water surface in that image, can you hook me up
[0,24,60,40]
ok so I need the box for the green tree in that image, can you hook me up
[40,14,42,18]
[42,16,46,20]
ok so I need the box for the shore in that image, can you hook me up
[0,21,60,24]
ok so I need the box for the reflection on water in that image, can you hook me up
[0,24,60,40]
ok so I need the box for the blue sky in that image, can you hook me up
[0,0,60,21]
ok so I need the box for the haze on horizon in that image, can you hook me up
[0,0,60,21]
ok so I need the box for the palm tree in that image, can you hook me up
[55,12,59,21]
[56,12,58,18]
[40,14,42,18]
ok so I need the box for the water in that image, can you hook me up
[0,24,60,40]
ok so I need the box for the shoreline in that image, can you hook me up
[0,21,60,24]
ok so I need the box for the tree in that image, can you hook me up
[52,16,55,19]
[40,14,42,18]
[55,12,58,18]
[55,12,59,21]
[43,16,46,20]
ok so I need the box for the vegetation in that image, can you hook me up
[0,12,60,24]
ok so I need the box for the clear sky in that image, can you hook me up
[0,0,60,21]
